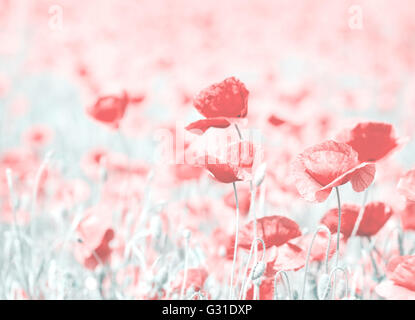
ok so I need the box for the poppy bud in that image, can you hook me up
[155,267,169,288]
[251,261,266,280]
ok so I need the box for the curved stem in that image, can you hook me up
[301,225,331,299]
[350,187,369,238]
[322,266,349,300]
[274,270,292,300]
[229,182,240,299]
[234,123,243,140]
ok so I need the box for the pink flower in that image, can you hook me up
[291,140,375,202]
[376,255,415,300]
[74,204,115,270]
[22,124,54,149]
[397,169,415,202]
[336,122,403,162]
[86,91,129,129]
[321,202,392,238]
[237,215,302,250]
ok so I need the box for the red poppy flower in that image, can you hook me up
[357,202,393,236]
[321,204,360,239]
[397,169,415,202]
[267,115,286,127]
[291,140,375,202]
[376,255,415,299]
[193,77,248,118]
[86,91,129,129]
[237,215,302,250]
[401,201,415,231]
[186,77,248,134]
[336,122,402,162]
[196,141,261,183]
[74,204,115,270]
[321,202,392,238]
[265,242,306,277]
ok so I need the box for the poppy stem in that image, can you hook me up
[234,123,243,140]
[274,270,292,300]
[301,225,331,299]
[239,237,265,300]
[350,187,369,238]
[321,266,349,300]
[332,186,342,299]
[229,181,240,299]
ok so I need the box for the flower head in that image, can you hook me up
[291,140,375,202]
[336,122,403,162]
[87,91,129,129]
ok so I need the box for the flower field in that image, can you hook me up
[0,0,415,300]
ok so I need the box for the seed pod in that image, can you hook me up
[155,267,169,287]
[317,273,331,300]
[251,261,266,280]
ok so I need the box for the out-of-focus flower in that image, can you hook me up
[400,201,415,231]
[376,255,415,300]
[86,91,129,129]
[291,140,375,202]
[321,202,392,238]
[336,122,404,162]
[22,124,54,149]
[223,185,251,216]
[397,169,415,202]
[74,204,115,270]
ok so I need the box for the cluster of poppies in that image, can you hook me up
[79,75,415,300]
